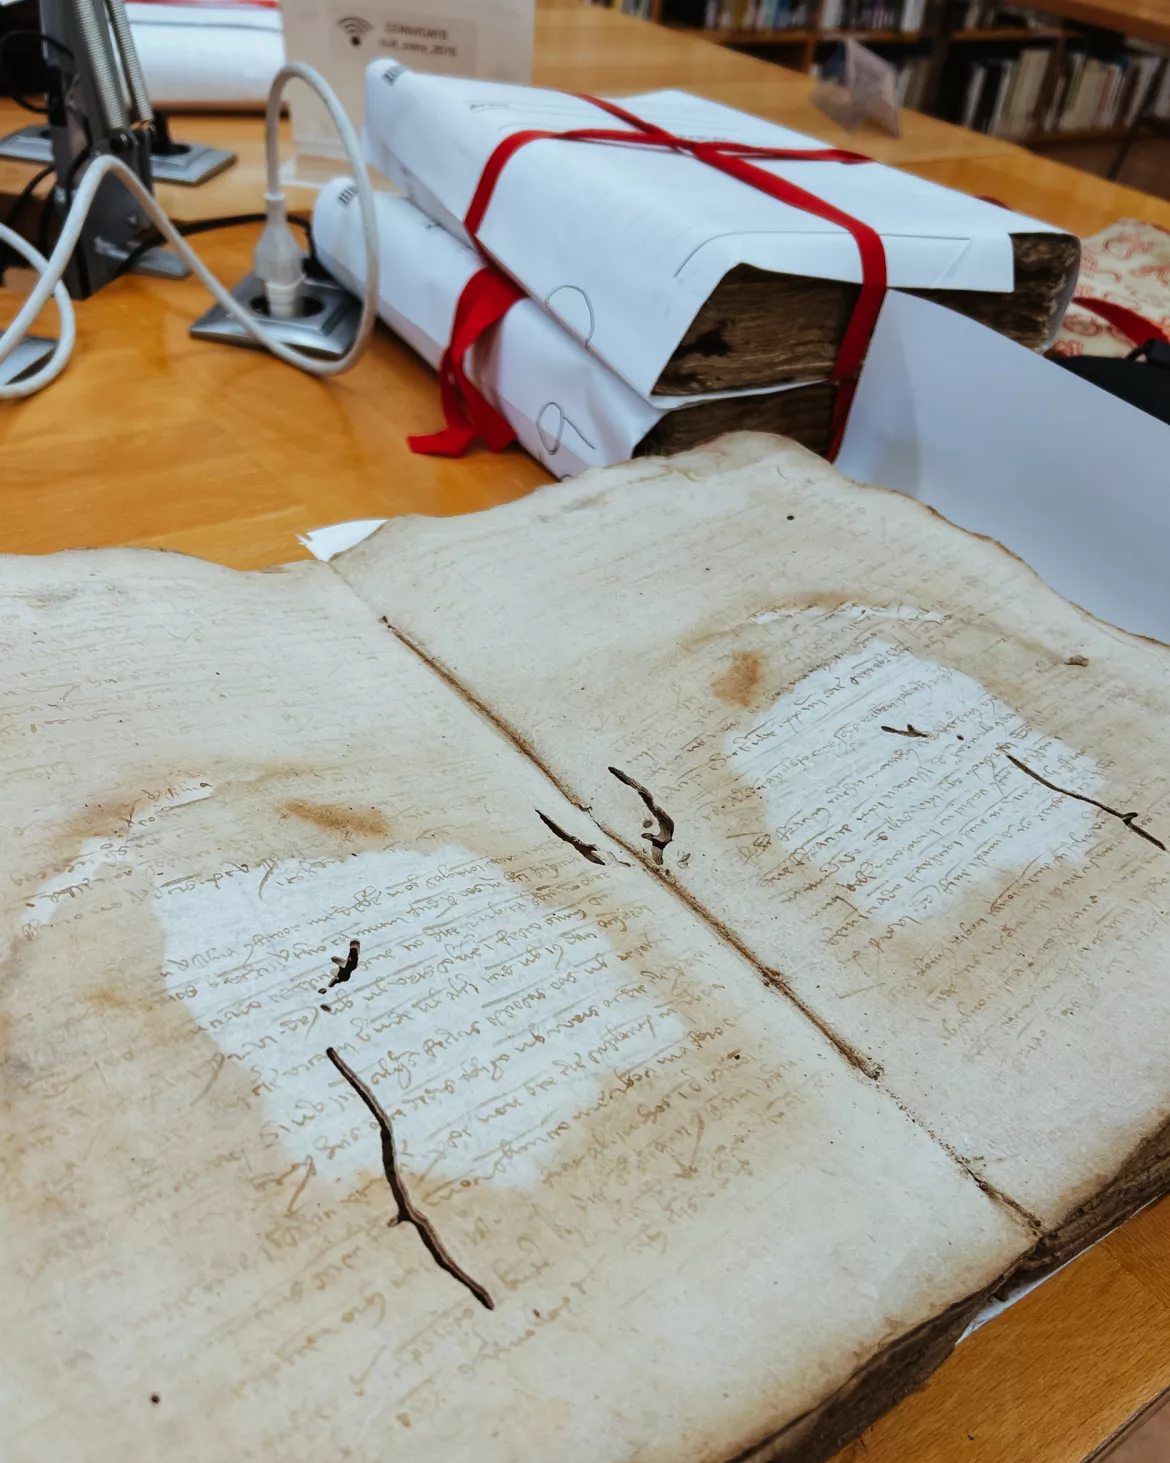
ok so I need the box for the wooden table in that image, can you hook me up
[2,3,1169,1459]
[908,149,1170,235]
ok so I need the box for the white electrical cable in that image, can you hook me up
[0,61,380,399]
[0,224,76,397]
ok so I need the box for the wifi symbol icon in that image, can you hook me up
[337,15,373,46]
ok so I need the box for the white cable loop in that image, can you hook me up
[0,61,380,399]
[0,224,75,398]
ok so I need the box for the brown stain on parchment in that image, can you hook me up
[13,769,395,907]
[62,799,139,845]
[682,593,866,657]
[711,651,764,708]
[0,787,444,1459]
[2,771,829,1462]
[86,984,133,1011]
[672,596,1170,1240]
[11,596,1144,1463]
[281,799,390,840]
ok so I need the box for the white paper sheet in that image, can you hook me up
[360,64,1065,398]
[298,519,388,559]
[126,2,283,109]
[313,177,803,477]
[838,292,1170,645]
[959,1261,1073,1342]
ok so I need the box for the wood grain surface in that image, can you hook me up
[1,4,1169,1460]
[907,151,1170,236]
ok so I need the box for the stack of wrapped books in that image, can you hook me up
[313,64,1079,473]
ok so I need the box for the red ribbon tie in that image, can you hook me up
[409,94,886,462]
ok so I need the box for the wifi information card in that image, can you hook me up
[280,0,533,173]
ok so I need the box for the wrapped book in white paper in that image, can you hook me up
[360,64,1080,401]
[126,0,283,109]
[312,177,840,473]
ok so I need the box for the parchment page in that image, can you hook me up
[338,432,1170,1237]
[0,549,1027,1462]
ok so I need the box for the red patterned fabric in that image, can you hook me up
[1053,219,1170,357]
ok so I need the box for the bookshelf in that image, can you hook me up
[951,26,1063,41]
[666,25,817,43]
[1027,124,1129,142]
[604,1,1170,161]
[822,29,925,42]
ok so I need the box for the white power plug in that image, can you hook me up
[0,61,380,396]
[254,191,307,320]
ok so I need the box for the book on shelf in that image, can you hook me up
[1044,47,1082,130]
[1123,55,1163,127]
[960,0,984,29]
[1080,58,1113,128]
[1151,58,1170,120]
[9,432,1170,1461]
[966,55,1008,131]
[1000,46,1049,136]
[698,0,811,28]
[987,54,1015,132]
[958,47,1051,138]
[1041,49,1161,134]
[895,52,931,108]
[960,58,987,128]
[958,0,1045,30]
[951,42,1160,139]
[903,0,927,32]
[820,0,923,31]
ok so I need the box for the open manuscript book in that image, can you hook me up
[5,435,1170,1462]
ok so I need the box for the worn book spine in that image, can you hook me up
[312,181,840,467]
